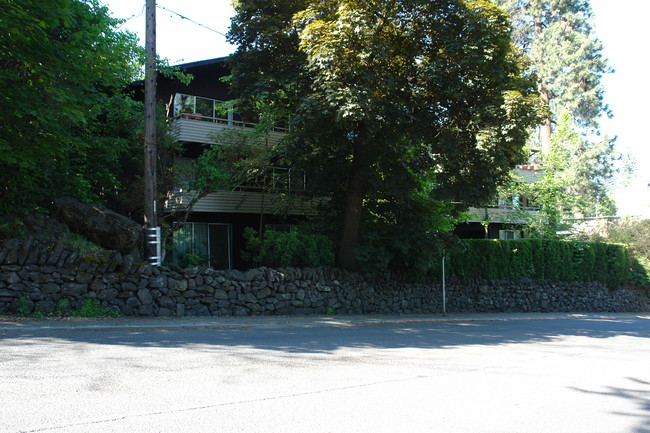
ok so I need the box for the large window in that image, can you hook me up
[173,93,239,124]
[173,222,232,269]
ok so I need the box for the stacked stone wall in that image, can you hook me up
[0,240,648,316]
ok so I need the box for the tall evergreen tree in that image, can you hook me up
[492,0,610,154]
[492,0,626,220]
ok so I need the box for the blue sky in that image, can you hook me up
[103,0,650,217]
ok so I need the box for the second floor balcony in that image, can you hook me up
[170,93,288,147]
[466,205,540,224]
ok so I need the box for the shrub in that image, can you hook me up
[242,227,335,268]
[71,299,120,318]
[15,295,34,316]
[175,252,208,268]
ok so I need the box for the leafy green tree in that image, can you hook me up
[228,0,545,271]
[0,0,143,214]
[497,112,625,237]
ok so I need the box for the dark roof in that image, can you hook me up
[172,57,229,71]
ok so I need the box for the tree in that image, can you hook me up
[0,0,143,214]
[549,112,622,217]
[497,110,626,237]
[491,0,611,154]
[491,0,629,226]
[228,0,544,271]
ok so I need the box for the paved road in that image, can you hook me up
[1,314,649,433]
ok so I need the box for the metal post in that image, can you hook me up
[442,253,447,317]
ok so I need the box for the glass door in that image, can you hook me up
[208,224,232,270]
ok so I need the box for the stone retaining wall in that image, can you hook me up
[0,239,648,316]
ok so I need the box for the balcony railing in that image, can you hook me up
[466,205,540,224]
[171,94,288,146]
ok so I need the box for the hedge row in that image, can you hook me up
[444,239,629,288]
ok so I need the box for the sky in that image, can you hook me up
[103,0,650,218]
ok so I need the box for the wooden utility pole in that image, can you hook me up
[144,0,159,264]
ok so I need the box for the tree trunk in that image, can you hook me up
[538,83,552,156]
[338,123,368,269]
[534,15,553,157]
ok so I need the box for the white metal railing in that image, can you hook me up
[452,201,541,212]
[172,93,289,134]
[227,166,307,192]
[171,160,306,193]
[270,167,306,191]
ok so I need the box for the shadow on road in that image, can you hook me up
[1,316,648,354]
[2,316,649,433]
[570,377,650,433]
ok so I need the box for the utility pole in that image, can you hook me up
[143,0,160,265]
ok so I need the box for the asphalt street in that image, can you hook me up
[1,313,649,433]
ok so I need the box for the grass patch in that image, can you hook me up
[14,296,120,318]
[70,299,120,318]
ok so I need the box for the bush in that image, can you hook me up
[242,227,335,268]
[175,252,208,268]
[71,298,120,318]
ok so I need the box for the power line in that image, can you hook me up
[117,3,146,28]
[156,4,227,37]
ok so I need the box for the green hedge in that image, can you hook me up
[444,239,629,288]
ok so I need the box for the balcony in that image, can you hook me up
[466,205,540,224]
[170,93,288,146]
[165,165,316,216]
[166,189,318,216]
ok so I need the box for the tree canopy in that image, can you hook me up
[492,0,627,222]
[0,0,144,214]
[228,0,544,272]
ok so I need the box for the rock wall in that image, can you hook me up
[0,240,648,316]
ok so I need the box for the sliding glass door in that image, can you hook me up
[174,222,232,270]
[208,224,231,270]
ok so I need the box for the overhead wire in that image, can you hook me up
[116,3,146,28]
[156,4,228,38]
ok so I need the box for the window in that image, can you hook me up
[174,94,196,117]
[173,222,232,269]
[498,195,521,209]
[499,230,521,240]
[173,93,241,124]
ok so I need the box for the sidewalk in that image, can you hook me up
[1,312,648,333]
